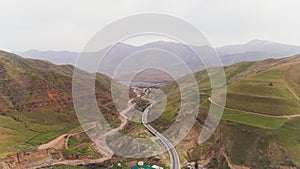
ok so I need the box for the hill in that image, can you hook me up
[0,50,121,158]
[153,54,300,168]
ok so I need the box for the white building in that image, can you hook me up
[151,165,163,169]
[137,161,144,166]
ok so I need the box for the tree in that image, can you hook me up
[269,82,273,86]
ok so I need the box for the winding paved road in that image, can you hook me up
[142,101,181,169]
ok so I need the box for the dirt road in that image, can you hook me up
[37,134,68,150]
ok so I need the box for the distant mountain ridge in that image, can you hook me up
[18,40,300,81]
[20,49,79,65]
[218,39,300,56]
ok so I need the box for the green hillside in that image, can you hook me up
[154,54,300,168]
[0,50,121,158]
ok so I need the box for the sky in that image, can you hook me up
[0,0,300,52]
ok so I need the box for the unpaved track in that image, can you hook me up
[37,122,97,150]
[64,122,97,149]
[52,113,129,167]
[37,134,68,150]
[93,98,134,158]
[209,97,300,119]
[32,100,132,168]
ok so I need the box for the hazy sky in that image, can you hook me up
[0,0,300,52]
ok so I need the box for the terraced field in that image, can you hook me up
[226,68,300,116]
[159,54,300,167]
[217,56,300,166]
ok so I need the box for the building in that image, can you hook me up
[131,164,154,169]
[151,164,163,169]
[138,161,144,166]
[131,161,163,169]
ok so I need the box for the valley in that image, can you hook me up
[0,50,300,168]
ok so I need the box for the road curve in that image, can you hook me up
[142,101,181,169]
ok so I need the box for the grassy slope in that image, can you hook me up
[0,50,121,158]
[226,68,300,116]
[156,54,300,166]
[220,57,300,166]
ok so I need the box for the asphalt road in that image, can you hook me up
[142,101,181,169]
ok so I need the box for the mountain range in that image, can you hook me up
[18,40,300,82]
